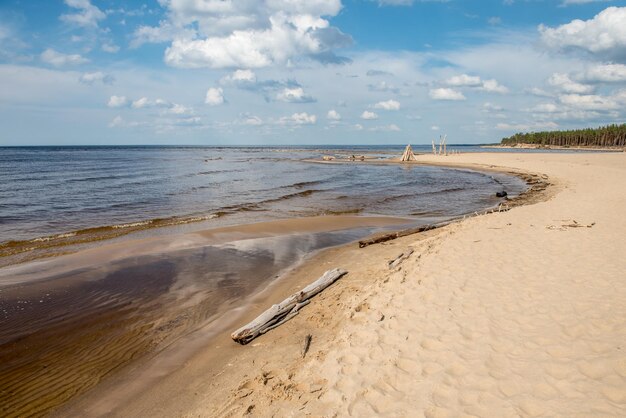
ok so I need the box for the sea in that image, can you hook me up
[0,145,527,265]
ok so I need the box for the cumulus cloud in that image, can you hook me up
[429,88,466,101]
[60,0,106,28]
[242,114,263,125]
[526,87,554,97]
[79,71,114,85]
[361,110,379,120]
[446,74,482,87]
[107,95,128,108]
[40,49,88,67]
[143,1,351,69]
[578,63,626,83]
[548,72,594,93]
[279,112,317,125]
[131,97,150,109]
[205,87,225,105]
[540,7,626,62]
[109,115,124,128]
[559,93,620,110]
[276,87,316,103]
[221,69,257,85]
[327,109,341,120]
[480,79,509,93]
[373,99,401,110]
[168,103,193,114]
[445,74,508,93]
[101,43,120,53]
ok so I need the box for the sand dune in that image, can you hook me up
[63,152,626,417]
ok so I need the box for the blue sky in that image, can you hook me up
[1,0,625,145]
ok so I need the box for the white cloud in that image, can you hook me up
[109,115,124,128]
[480,79,509,93]
[131,97,150,109]
[60,0,106,28]
[168,103,193,114]
[327,109,341,120]
[107,95,128,108]
[431,125,440,131]
[526,87,554,97]
[205,87,225,106]
[373,99,401,110]
[531,103,560,113]
[40,49,88,67]
[79,71,114,85]
[242,115,263,125]
[540,7,626,61]
[353,123,364,130]
[149,1,351,69]
[446,74,482,87]
[280,112,317,125]
[559,93,619,110]
[548,72,594,93]
[445,74,508,93]
[102,43,120,53]
[429,88,466,101]
[578,63,626,83]
[276,87,315,103]
[222,69,257,85]
[361,110,379,120]
[488,17,502,25]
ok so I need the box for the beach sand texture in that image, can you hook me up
[89,152,626,418]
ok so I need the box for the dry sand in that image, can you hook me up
[65,152,626,417]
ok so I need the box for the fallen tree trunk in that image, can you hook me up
[359,223,441,248]
[231,268,347,345]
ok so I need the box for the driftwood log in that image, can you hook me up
[388,248,414,269]
[359,223,442,248]
[231,268,347,345]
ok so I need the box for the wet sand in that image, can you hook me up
[0,215,413,417]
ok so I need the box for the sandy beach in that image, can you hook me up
[59,151,626,417]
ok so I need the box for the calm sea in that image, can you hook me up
[0,145,526,264]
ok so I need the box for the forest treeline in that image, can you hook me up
[500,124,626,147]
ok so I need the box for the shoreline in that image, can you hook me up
[61,151,625,417]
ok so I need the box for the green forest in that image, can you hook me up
[500,124,626,147]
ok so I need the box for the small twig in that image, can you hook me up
[302,334,312,358]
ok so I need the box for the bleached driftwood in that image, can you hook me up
[388,248,414,269]
[231,268,347,345]
[400,144,417,162]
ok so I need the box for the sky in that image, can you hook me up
[0,0,625,145]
